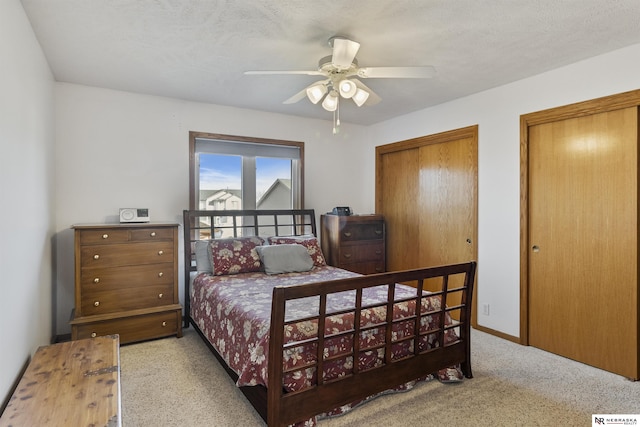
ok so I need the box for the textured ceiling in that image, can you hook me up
[19,0,640,125]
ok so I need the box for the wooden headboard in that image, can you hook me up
[182,209,316,326]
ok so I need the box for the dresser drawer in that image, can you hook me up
[80,263,174,291]
[79,229,131,245]
[79,227,174,245]
[129,227,175,241]
[338,243,385,264]
[340,223,384,241]
[340,261,385,275]
[72,309,181,344]
[81,241,174,267]
[81,283,175,315]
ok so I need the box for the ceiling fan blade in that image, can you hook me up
[244,70,327,76]
[283,88,308,104]
[283,79,330,104]
[357,66,436,79]
[353,79,381,106]
[331,38,360,70]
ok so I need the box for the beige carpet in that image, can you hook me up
[119,328,640,426]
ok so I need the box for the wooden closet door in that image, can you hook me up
[377,127,477,318]
[379,147,421,271]
[418,137,476,269]
[528,106,638,378]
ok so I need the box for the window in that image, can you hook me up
[189,132,304,212]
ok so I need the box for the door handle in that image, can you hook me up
[532,245,540,253]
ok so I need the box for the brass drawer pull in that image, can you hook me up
[158,293,163,299]
[343,232,352,237]
[162,321,167,327]
[93,254,100,260]
[93,278,100,284]
[343,253,352,259]
[150,232,156,237]
[375,250,382,255]
[375,229,382,235]
[158,272,164,277]
[94,301,100,307]
[102,234,108,239]
[158,250,164,255]
[91,332,97,338]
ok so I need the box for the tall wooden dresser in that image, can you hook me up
[321,214,385,274]
[70,223,182,344]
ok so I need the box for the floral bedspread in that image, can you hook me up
[190,265,463,425]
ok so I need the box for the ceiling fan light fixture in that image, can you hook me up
[306,83,327,104]
[338,79,357,98]
[322,91,339,112]
[352,88,370,107]
[322,90,338,111]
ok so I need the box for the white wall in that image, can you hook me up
[54,85,370,334]
[0,0,55,401]
[365,43,640,337]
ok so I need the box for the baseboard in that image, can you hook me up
[473,324,522,344]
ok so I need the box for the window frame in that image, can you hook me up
[189,131,305,211]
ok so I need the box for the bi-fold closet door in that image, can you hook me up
[524,98,639,379]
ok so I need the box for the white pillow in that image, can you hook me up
[256,244,314,275]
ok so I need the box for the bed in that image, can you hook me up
[183,209,476,427]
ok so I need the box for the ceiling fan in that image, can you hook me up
[244,36,436,133]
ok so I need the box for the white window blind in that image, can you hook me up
[195,138,300,159]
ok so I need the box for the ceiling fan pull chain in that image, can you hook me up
[333,98,340,134]
[332,109,337,134]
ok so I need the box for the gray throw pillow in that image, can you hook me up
[195,240,213,273]
[256,244,314,275]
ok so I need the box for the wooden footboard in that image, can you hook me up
[267,262,476,427]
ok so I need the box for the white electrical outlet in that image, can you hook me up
[482,304,490,316]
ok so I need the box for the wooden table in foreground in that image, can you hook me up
[0,335,121,427]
